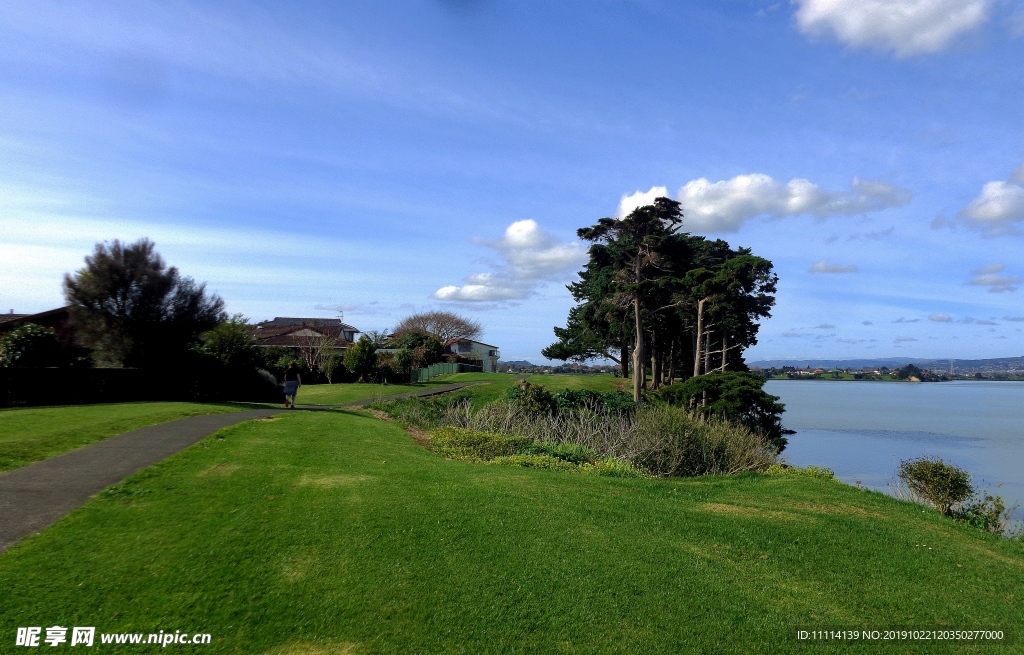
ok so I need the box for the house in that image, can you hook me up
[251,317,359,350]
[444,338,500,373]
[0,307,80,349]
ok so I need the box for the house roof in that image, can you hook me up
[257,317,358,331]
[445,338,499,349]
[250,323,354,348]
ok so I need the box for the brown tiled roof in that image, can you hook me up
[250,324,351,348]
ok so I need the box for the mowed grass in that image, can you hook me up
[1,411,1021,653]
[0,402,243,473]
[296,380,452,406]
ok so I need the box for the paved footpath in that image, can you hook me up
[0,409,279,554]
[0,382,479,553]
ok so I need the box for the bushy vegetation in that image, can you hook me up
[373,389,779,478]
[898,456,1017,536]
[0,323,67,368]
[657,371,787,451]
[429,426,645,477]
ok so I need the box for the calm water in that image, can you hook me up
[765,380,1024,521]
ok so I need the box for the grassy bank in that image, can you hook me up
[1,409,1020,653]
[0,402,244,473]
[296,379,452,406]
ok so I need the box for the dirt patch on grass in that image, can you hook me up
[405,425,431,447]
[361,409,392,421]
[698,502,802,521]
[297,474,373,488]
[784,501,886,518]
[198,462,241,477]
[263,641,361,655]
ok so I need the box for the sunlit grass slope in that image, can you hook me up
[296,380,450,406]
[1,410,1020,654]
[0,402,243,473]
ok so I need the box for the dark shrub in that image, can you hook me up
[658,372,787,452]
[503,380,557,414]
[553,389,636,415]
[0,323,66,368]
[898,457,973,516]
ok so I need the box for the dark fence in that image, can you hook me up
[0,367,281,407]
[408,362,483,384]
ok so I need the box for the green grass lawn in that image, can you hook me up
[296,380,453,406]
[0,402,244,473]
[1,410,1020,653]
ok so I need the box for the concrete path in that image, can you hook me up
[0,409,279,554]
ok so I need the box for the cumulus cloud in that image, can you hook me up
[678,174,909,232]
[434,219,587,304]
[617,186,669,219]
[809,259,858,274]
[893,317,921,323]
[967,262,1021,293]
[929,313,953,322]
[813,323,836,329]
[793,0,993,57]
[1003,315,1024,322]
[960,167,1024,235]
[894,336,918,342]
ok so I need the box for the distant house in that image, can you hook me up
[0,307,80,349]
[445,338,500,373]
[251,317,359,351]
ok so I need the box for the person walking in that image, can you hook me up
[283,361,302,409]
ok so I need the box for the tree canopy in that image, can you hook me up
[546,197,778,403]
[393,311,482,343]
[63,239,226,367]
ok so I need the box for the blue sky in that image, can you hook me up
[2,0,1023,362]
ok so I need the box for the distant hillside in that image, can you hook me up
[499,360,535,367]
[749,356,1024,374]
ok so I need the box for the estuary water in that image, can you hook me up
[765,380,1024,521]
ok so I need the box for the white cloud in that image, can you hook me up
[895,336,918,342]
[793,0,992,57]
[968,263,1021,293]
[434,220,587,304]
[677,174,909,232]
[616,186,668,219]
[929,313,953,322]
[809,259,858,274]
[960,173,1024,235]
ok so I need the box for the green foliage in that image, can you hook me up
[63,238,225,367]
[766,464,836,480]
[898,457,973,516]
[896,364,923,380]
[370,391,474,428]
[658,371,787,452]
[343,335,377,380]
[503,380,557,414]
[198,314,257,368]
[429,427,645,477]
[552,388,636,415]
[953,494,1014,535]
[430,427,532,461]
[0,323,64,368]
[394,347,414,372]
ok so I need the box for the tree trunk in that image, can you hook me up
[632,296,644,402]
[693,298,706,378]
[720,332,728,372]
[667,340,676,386]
